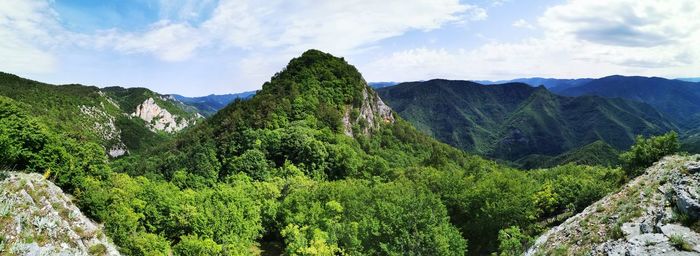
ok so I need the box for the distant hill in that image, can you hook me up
[368,81,399,89]
[0,72,200,156]
[677,77,700,83]
[377,79,676,163]
[477,77,593,91]
[172,91,255,116]
[557,75,700,126]
[515,140,621,169]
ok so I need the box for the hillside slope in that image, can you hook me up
[377,79,675,162]
[527,155,700,255]
[558,75,700,126]
[0,72,200,156]
[0,172,119,255]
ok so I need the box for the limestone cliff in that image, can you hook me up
[0,172,120,255]
[342,86,395,137]
[131,97,197,133]
[527,155,700,255]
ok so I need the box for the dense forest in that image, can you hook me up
[0,50,681,255]
[376,79,676,168]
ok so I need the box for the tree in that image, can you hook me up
[620,131,679,176]
[497,226,532,256]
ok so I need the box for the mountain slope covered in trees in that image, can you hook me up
[377,79,675,165]
[557,75,700,126]
[0,72,200,156]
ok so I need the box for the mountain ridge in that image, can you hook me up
[377,79,676,165]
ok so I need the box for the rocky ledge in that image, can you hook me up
[527,155,700,255]
[0,172,120,255]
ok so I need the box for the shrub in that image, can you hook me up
[620,132,679,176]
[497,226,532,256]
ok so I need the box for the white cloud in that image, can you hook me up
[106,21,205,61]
[202,0,484,54]
[0,0,60,73]
[540,0,700,47]
[2,0,485,65]
[365,0,700,81]
[512,19,534,30]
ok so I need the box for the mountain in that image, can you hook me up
[527,155,700,255]
[0,172,120,255]
[557,75,700,126]
[0,72,200,156]
[172,91,256,116]
[515,140,621,169]
[377,79,676,163]
[368,81,399,89]
[478,77,593,91]
[677,77,700,83]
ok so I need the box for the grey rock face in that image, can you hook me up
[672,168,700,219]
[526,156,700,256]
[342,86,395,137]
[132,97,196,133]
[0,172,120,255]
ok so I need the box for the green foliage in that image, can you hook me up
[620,131,680,175]
[497,226,532,256]
[88,243,107,255]
[669,234,693,251]
[378,80,675,165]
[281,179,467,255]
[173,235,223,256]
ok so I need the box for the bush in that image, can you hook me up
[620,132,679,176]
[173,235,223,256]
[497,226,532,256]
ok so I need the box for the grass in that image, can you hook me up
[669,234,693,251]
[88,243,107,256]
[610,222,624,240]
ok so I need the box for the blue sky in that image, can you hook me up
[1,0,698,96]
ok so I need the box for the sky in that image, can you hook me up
[1,0,699,96]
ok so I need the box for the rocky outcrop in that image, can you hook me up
[131,97,195,133]
[527,155,700,255]
[342,87,395,137]
[79,105,127,157]
[0,172,120,255]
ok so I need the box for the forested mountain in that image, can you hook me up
[0,72,200,156]
[557,75,700,126]
[477,77,593,91]
[172,91,256,116]
[171,83,397,117]
[377,79,675,165]
[0,50,630,255]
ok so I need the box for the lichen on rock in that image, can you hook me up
[0,172,120,255]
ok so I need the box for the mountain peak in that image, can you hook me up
[214,50,394,136]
